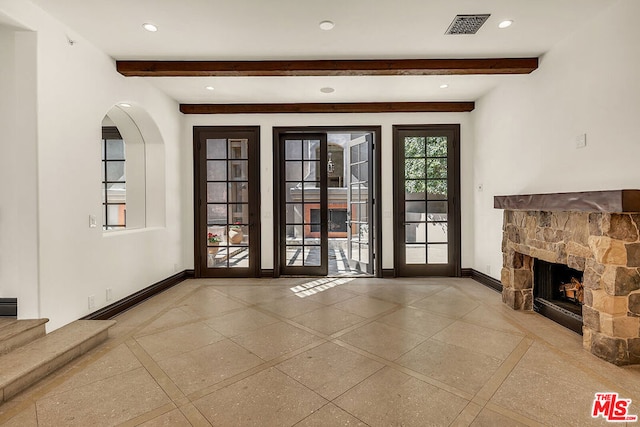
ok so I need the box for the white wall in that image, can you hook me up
[0,24,39,318]
[182,113,475,272]
[0,0,185,330]
[472,0,640,279]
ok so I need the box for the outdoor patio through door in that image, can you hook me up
[274,128,380,277]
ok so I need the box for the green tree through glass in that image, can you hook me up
[404,136,447,196]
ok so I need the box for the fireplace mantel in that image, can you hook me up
[494,190,640,213]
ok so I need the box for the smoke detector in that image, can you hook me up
[445,14,490,35]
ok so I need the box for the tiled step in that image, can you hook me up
[0,319,116,402]
[0,318,49,355]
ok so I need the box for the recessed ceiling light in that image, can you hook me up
[142,23,158,32]
[205,86,215,91]
[319,20,335,31]
[439,84,449,89]
[498,20,513,29]
[320,87,335,93]
[119,103,132,108]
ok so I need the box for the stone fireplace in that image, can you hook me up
[494,190,640,365]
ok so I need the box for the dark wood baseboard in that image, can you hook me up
[81,270,194,320]
[461,268,502,293]
[0,298,18,317]
[382,269,395,278]
[260,269,275,278]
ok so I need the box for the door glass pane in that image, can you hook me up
[404,137,425,157]
[228,203,249,224]
[426,137,447,157]
[207,139,226,159]
[286,161,302,181]
[285,140,302,160]
[207,183,227,203]
[228,161,248,181]
[228,247,249,268]
[207,161,227,181]
[406,244,426,264]
[405,159,425,179]
[351,242,360,262]
[229,139,248,159]
[406,224,423,244]
[228,225,248,246]
[428,244,448,264]
[305,161,319,181]
[285,182,302,203]
[286,204,303,223]
[427,180,447,199]
[427,222,448,243]
[286,246,303,266]
[304,247,321,266]
[229,182,248,203]
[426,158,447,179]
[207,204,227,224]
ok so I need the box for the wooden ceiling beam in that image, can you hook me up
[179,102,475,114]
[117,58,538,77]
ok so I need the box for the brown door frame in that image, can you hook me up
[392,124,461,277]
[273,126,383,278]
[193,126,261,277]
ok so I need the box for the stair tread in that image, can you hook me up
[0,319,48,342]
[0,320,115,386]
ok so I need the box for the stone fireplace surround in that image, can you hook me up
[494,190,640,365]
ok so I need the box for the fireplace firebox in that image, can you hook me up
[533,259,584,334]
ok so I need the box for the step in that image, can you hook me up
[0,319,116,402]
[0,318,49,355]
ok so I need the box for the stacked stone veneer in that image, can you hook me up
[501,210,640,365]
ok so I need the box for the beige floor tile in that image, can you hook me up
[295,403,367,426]
[34,367,171,427]
[137,408,192,426]
[292,306,366,335]
[339,321,426,361]
[396,339,502,394]
[258,295,326,319]
[432,321,524,360]
[135,322,225,361]
[461,305,526,335]
[40,343,143,397]
[276,342,384,400]
[0,401,38,427]
[377,307,455,337]
[490,364,611,426]
[157,338,263,395]
[470,408,531,426]
[179,289,247,318]
[193,367,327,426]
[364,287,430,304]
[334,366,468,427]
[230,321,320,361]
[332,295,398,318]
[299,287,359,305]
[204,307,279,337]
[134,307,199,337]
[220,285,293,304]
[410,287,479,318]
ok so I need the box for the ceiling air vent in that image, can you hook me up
[445,14,490,35]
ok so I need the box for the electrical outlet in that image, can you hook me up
[89,215,97,228]
[576,133,587,149]
[106,288,113,302]
[88,295,95,310]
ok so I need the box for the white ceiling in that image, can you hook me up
[30,0,614,105]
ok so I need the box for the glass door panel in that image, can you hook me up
[394,126,460,276]
[347,134,373,273]
[195,128,260,277]
[280,135,327,275]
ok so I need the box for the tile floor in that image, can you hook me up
[1,277,640,426]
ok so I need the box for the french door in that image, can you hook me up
[279,134,328,275]
[347,134,374,273]
[193,127,260,277]
[393,125,461,276]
